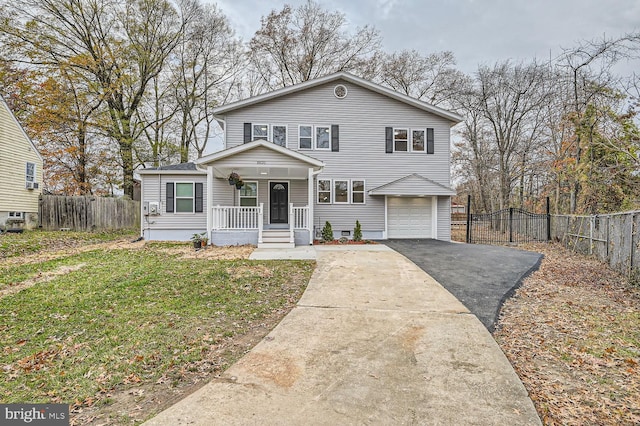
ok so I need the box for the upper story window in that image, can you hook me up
[299,125,312,149]
[412,130,425,152]
[252,124,269,141]
[316,126,331,150]
[272,125,287,147]
[26,162,35,182]
[386,126,434,154]
[394,129,408,152]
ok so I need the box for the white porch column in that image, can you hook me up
[258,203,264,244]
[432,196,438,240]
[308,167,314,244]
[206,166,213,237]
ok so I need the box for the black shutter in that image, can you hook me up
[166,182,174,213]
[426,128,434,154]
[331,124,339,152]
[385,127,393,153]
[244,123,252,143]
[195,182,203,213]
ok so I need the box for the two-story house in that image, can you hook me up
[138,72,462,246]
[0,95,43,230]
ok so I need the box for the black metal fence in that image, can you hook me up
[466,198,551,245]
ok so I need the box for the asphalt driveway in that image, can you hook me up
[384,239,543,331]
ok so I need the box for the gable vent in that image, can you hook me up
[334,84,348,99]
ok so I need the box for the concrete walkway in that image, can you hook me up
[144,246,541,425]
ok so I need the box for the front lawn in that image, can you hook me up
[0,241,314,424]
[0,229,139,259]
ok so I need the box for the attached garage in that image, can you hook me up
[387,197,432,239]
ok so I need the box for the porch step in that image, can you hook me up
[262,230,291,238]
[259,230,295,249]
[257,242,295,249]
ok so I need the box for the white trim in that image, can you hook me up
[411,129,426,153]
[333,179,349,204]
[252,123,269,141]
[238,181,259,207]
[174,182,196,214]
[206,165,213,235]
[308,168,315,244]
[25,162,36,183]
[393,128,409,152]
[268,180,290,225]
[317,178,332,204]
[0,95,44,162]
[334,84,348,99]
[351,179,366,204]
[315,125,331,151]
[298,124,313,150]
[138,169,205,175]
[196,140,324,169]
[384,195,388,239]
[432,196,438,240]
[271,124,288,148]
[139,177,145,237]
[211,72,463,124]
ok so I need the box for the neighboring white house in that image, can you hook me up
[139,72,462,247]
[0,95,43,229]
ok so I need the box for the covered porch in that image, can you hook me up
[195,141,324,247]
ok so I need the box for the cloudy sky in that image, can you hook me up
[213,0,640,75]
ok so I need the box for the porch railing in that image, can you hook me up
[212,205,263,230]
[292,205,309,230]
[212,203,309,245]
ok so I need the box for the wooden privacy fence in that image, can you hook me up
[551,211,640,282]
[39,195,140,231]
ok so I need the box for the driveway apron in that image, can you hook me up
[384,239,543,331]
[144,246,541,425]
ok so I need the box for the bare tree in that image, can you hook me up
[247,0,380,91]
[173,0,243,161]
[374,50,466,107]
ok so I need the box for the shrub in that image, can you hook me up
[321,221,334,242]
[353,220,362,242]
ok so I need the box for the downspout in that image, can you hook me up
[309,167,323,244]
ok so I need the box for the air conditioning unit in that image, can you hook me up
[25,182,34,190]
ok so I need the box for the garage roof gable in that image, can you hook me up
[369,173,456,196]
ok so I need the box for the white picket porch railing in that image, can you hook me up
[212,203,309,245]
[212,205,263,230]
[292,205,309,230]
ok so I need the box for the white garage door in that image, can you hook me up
[388,197,432,238]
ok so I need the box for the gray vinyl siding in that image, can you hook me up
[220,79,453,240]
[141,173,207,238]
[437,196,452,241]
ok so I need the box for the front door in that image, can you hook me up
[270,182,288,224]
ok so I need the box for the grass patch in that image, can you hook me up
[0,229,139,259]
[0,244,314,420]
